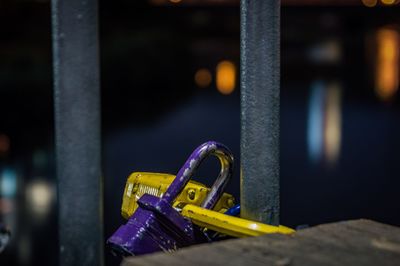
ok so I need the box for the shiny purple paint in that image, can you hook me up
[107,141,234,256]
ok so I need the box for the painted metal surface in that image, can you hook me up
[108,193,201,256]
[51,0,103,265]
[163,141,234,210]
[180,204,294,238]
[120,172,235,219]
[240,0,281,225]
[225,204,241,216]
[107,141,234,256]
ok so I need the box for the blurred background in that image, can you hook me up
[1,0,400,265]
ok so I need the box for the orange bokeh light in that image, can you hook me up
[216,60,236,95]
[375,28,399,101]
[194,68,212,88]
[362,0,378,7]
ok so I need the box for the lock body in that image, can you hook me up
[107,141,235,256]
[121,172,235,219]
[108,194,207,255]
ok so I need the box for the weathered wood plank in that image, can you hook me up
[122,219,400,266]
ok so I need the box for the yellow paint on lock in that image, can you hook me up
[180,203,295,238]
[121,172,235,219]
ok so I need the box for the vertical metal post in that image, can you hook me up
[240,0,280,225]
[52,0,103,265]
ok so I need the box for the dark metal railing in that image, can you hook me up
[240,0,280,225]
[52,0,103,265]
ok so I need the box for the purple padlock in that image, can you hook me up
[107,141,234,256]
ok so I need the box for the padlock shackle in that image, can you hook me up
[162,141,234,210]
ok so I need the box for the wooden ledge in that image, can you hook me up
[122,219,400,266]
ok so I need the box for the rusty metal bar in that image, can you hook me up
[51,0,103,265]
[240,0,280,225]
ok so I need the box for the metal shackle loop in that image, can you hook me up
[162,141,234,210]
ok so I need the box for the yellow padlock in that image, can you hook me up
[121,172,235,219]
